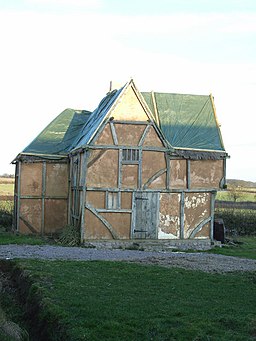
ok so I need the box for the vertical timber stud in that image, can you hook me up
[138,149,142,189]
[187,160,191,190]
[110,122,118,145]
[223,158,227,187]
[41,161,46,236]
[118,149,122,189]
[210,191,216,241]
[68,157,72,225]
[180,192,185,239]
[16,161,21,232]
[80,151,87,243]
[165,154,170,190]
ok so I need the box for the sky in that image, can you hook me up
[0,0,255,181]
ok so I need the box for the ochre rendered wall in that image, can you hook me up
[84,209,131,239]
[190,160,224,189]
[19,198,42,234]
[95,123,114,145]
[142,151,166,189]
[17,161,68,235]
[170,160,187,189]
[143,127,164,147]
[86,149,118,188]
[122,165,138,188]
[115,124,146,146]
[20,163,42,196]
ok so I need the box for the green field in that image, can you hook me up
[3,260,254,341]
[216,189,256,202]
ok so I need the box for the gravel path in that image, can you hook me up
[0,244,256,273]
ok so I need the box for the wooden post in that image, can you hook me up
[210,191,216,241]
[41,161,46,236]
[180,192,185,239]
[16,161,21,233]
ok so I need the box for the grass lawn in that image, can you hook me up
[207,236,256,260]
[16,260,256,341]
[0,232,48,245]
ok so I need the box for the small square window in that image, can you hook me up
[122,149,139,162]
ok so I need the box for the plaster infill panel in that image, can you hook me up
[84,209,112,239]
[44,199,68,234]
[86,190,105,209]
[86,149,118,188]
[121,192,132,209]
[158,193,181,239]
[45,163,68,197]
[122,164,138,189]
[142,151,166,189]
[111,86,149,121]
[19,199,42,234]
[143,126,164,147]
[20,163,42,196]
[184,192,211,239]
[190,160,224,189]
[114,123,146,146]
[101,212,131,239]
[94,123,114,145]
[170,159,187,189]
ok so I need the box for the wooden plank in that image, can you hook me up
[80,151,88,242]
[16,161,21,232]
[110,122,118,145]
[180,192,185,239]
[132,192,158,239]
[87,145,167,152]
[97,209,132,213]
[165,154,170,190]
[41,162,46,236]
[112,120,152,125]
[187,159,191,190]
[151,91,160,126]
[210,191,216,241]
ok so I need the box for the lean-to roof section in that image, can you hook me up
[142,92,226,153]
[21,108,91,156]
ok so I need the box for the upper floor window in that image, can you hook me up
[122,149,139,163]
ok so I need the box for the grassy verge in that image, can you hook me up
[12,260,256,341]
[208,236,256,259]
[0,232,48,245]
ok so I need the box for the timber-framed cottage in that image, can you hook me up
[13,79,228,247]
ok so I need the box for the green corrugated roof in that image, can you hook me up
[142,92,225,152]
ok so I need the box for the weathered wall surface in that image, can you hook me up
[16,161,68,235]
[115,123,146,146]
[170,159,187,189]
[190,160,224,189]
[142,151,166,189]
[184,192,211,239]
[86,149,118,188]
[158,193,180,239]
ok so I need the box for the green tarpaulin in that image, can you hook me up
[142,92,225,152]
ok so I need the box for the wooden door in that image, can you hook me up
[132,192,159,239]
